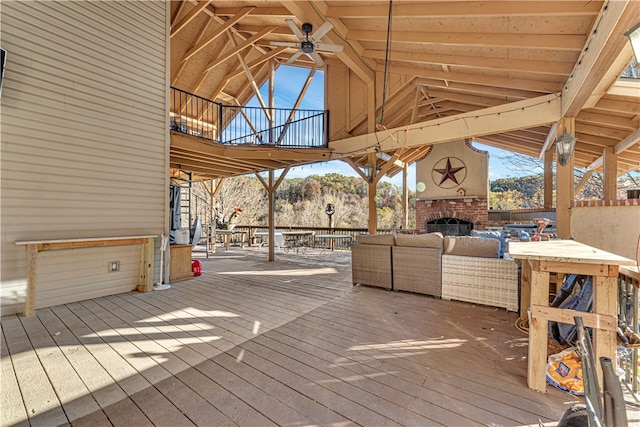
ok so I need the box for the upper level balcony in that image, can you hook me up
[170,87,329,149]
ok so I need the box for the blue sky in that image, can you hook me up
[252,65,540,190]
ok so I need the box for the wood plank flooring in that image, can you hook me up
[2,246,638,426]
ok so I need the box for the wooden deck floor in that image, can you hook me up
[2,246,637,426]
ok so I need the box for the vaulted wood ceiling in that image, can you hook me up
[170,0,640,181]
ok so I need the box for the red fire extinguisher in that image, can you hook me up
[191,259,202,276]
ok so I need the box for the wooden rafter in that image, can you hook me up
[350,30,585,51]
[203,26,278,73]
[364,50,574,76]
[326,2,602,18]
[171,0,213,38]
[180,6,254,63]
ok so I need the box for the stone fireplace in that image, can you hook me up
[415,140,489,235]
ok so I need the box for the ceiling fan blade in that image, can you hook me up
[315,43,343,53]
[270,41,300,48]
[284,18,305,40]
[310,21,333,41]
[286,50,304,64]
[308,50,325,67]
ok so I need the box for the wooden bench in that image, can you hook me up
[15,235,156,316]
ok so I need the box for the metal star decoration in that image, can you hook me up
[434,157,465,185]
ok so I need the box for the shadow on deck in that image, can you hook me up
[4,246,637,426]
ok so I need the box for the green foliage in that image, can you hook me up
[204,173,414,229]
[490,175,543,199]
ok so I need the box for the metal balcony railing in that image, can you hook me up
[170,87,328,148]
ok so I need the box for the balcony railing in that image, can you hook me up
[170,87,328,148]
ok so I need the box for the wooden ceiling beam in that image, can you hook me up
[576,111,638,132]
[575,123,631,141]
[330,93,562,156]
[421,89,507,108]
[586,128,640,171]
[364,49,574,76]
[561,0,637,117]
[376,64,562,93]
[281,1,376,85]
[575,132,620,148]
[348,30,584,51]
[591,97,640,115]
[347,78,417,134]
[416,79,539,101]
[171,147,284,169]
[180,6,254,63]
[203,26,278,72]
[216,46,287,87]
[171,0,213,38]
[327,2,602,18]
[171,133,332,162]
[170,153,286,172]
[211,6,292,17]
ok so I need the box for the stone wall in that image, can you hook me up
[572,199,640,261]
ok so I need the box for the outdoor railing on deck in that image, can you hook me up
[170,87,328,148]
[209,225,402,251]
[618,266,639,397]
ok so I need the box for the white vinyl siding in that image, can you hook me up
[1,1,168,315]
[36,245,142,310]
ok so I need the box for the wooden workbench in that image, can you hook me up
[15,235,156,316]
[509,240,635,392]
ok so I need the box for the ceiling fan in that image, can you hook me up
[270,19,343,67]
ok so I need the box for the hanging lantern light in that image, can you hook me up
[556,129,576,167]
[625,21,640,63]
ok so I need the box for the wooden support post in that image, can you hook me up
[528,268,550,392]
[520,259,532,317]
[368,181,377,234]
[138,238,154,292]
[556,118,575,239]
[593,275,617,387]
[402,163,408,229]
[543,149,553,209]
[602,146,617,200]
[268,170,275,261]
[25,245,38,317]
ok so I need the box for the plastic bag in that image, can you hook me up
[546,347,584,395]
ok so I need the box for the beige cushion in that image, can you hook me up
[443,236,500,258]
[394,232,443,250]
[357,234,395,246]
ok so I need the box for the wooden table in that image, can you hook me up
[509,240,635,392]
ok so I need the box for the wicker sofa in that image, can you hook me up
[351,232,444,296]
[351,233,519,311]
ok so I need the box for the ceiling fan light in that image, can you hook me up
[301,41,314,54]
[556,131,576,167]
[625,21,640,63]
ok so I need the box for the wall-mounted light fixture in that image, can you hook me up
[625,21,640,62]
[556,129,577,166]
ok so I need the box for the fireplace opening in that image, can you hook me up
[426,218,473,236]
